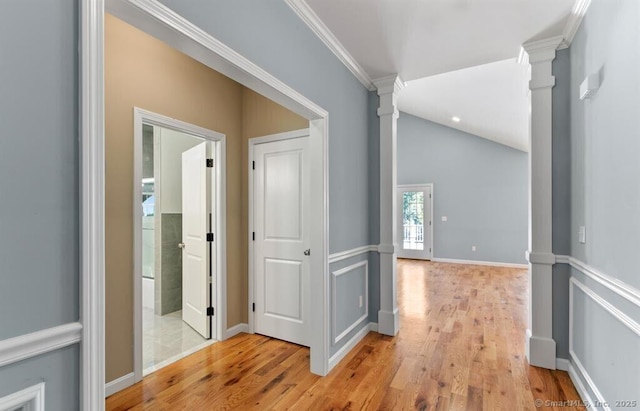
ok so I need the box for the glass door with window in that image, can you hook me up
[397,184,433,260]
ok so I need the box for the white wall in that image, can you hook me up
[158,127,203,213]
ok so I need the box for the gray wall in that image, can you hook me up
[0,345,79,411]
[157,0,375,355]
[0,0,79,340]
[0,1,80,410]
[158,0,371,255]
[552,48,572,360]
[397,113,528,264]
[570,0,640,284]
[567,0,640,405]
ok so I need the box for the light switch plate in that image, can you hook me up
[441,216,448,222]
[579,226,586,244]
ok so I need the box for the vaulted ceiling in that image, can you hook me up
[287,0,586,151]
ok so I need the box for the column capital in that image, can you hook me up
[373,74,405,96]
[522,35,564,64]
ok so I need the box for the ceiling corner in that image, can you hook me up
[284,0,374,90]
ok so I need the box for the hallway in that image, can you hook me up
[106,260,583,410]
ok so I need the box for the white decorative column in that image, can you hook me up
[374,75,403,336]
[523,36,563,369]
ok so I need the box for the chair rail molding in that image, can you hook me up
[0,323,82,368]
[523,35,564,370]
[328,245,377,264]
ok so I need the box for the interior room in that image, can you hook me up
[1,1,638,410]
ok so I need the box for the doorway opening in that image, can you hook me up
[133,108,226,381]
[397,184,434,260]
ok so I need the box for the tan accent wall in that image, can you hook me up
[105,14,307,383]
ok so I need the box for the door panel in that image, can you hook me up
[254,136,310,346]
[397,185,433,260]
[264,259,303,321]
[181,141,211,338]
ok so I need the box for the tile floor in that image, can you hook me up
[142,308,215,374]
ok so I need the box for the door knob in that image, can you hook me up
[303,249,311,256]
[178,243,186,249]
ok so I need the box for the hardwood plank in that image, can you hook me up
[107,260,586,410]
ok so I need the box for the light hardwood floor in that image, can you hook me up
[107,259,584,410]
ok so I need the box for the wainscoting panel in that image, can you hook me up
[569,264,640,410]
[332,260,368,345]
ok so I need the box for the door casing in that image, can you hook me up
[132,107,226,382]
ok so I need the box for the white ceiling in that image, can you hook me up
[398,58,531,152]
[294,0,582,151]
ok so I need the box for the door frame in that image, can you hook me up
[248,129,311,339]
[396,184,434,260]
[132,108,226,383]
[84,2,330,405]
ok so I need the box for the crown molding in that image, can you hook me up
[284,0,374,90]
[518,0,591,63]
[558,0,591,49]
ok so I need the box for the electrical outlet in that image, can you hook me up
[472,245,476,252]
[441,216,448,222]
[359,295,363,308]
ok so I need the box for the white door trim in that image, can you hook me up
[248,128,310,337]
[132,108,226,384]
[397,184,434,260]
[81,0,105,409]
[85,5,331,406]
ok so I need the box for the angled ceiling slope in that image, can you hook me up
[286,0,590,150]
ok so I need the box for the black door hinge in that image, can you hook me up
[206,158,214,168]
[252,161,255,170]
[207,307,214,316]
[207,233,214,242]
[252,232,255,241]
[252,303,255,312]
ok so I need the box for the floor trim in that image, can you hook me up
[566,354,599,409]
[556,357,570,371]
[431,257,528,269]
[105,372,134,397]
[225,323,249,339]
[328,322,373,371]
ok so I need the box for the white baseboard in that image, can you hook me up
[566,356,600,410]
[556,357,601,409]
[556,357,570,371]
[225,323,249,339]
[368,322,378,332]
[105,372,135,397]
[328,322,373,371]
[431,257,528,269]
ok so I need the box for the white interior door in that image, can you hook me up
[253,136,310,347]
[181,141,211,338]
[397,185,433,260]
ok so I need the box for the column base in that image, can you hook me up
[377,309,399,336]
[526,329,557,369]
